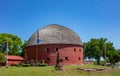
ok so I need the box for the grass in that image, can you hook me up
[0,65,120,76]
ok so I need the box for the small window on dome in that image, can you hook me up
[74,48,76,52]
[55,48,58,51]
[47,57,49,61]
[78,57,81,60]
[65,57,69,60]
[45,48,49,52]
[79,49,81,52]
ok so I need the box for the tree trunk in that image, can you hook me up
[97,58,100,65]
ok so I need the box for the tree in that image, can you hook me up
[84,38,120,65]
[0,33,22,55]
[108,49,120,64]
[84,38,107,65]
[20,41,28,57]
[0,52,6,63]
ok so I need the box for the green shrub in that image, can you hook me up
[54,66,59,70]
[100,61,105,66]
[0,52,6,63]
[22,64,30,67]
[16,64,22,67]
[54,65,65,71]
[94,61,105,66]
[38,63,48,67]
[94,61,97,65]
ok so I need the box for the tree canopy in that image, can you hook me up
[0,33,22,55]
[84,38,120,65]
[20,40,28,57]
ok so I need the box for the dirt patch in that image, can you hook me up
[77,68,105,72]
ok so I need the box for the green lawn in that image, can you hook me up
[0,65,120,76]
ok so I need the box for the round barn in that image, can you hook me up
[25,24,83,65]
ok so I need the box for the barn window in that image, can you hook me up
[78,57,81,60]
[74,48,76,52]
[65,57,69,60]
[55,48,58,51]
[79,49,81,52]
[47,57,49,61]
[45,48,49,52]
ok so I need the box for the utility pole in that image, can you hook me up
[36,30,39,66]
[6,38,9,67]
[56,52,60,66]
[36,44,38,65]
[104,46,106,66]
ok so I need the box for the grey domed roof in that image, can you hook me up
[27,24,83,47]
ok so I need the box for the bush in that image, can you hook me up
[0,52,6,63]
[38,63,48,67]
[16,64,22,67]
[54,66,59,70]
[100,61,105,66]
[94,61,97,65]
[94,61,105,66]
[22,64,30,67]
[54,65,65,71]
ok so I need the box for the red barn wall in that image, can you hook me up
[25,44,83,65]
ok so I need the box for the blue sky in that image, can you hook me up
[0,0,120,49]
